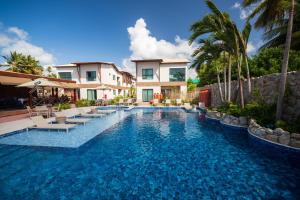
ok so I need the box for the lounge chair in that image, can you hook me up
[55,109,90,125]
[77,107,105,118]
[183,103,193,110]
[153,99,159,106]
[125,98,133,106]
[165,99,171,106]
[30,116,76,133]
[26,106,39,117]
[176,99,182,106]
[118,99,124,106]
[96,109,116,114]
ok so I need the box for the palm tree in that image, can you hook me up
[190,38,225,102]
[190,0,251,108]
[2,51,43,75]
[261,1,299,50]
[243,0,296,119]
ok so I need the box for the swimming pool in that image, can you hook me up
[0,109,299,199]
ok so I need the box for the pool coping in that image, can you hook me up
[248,128,300,153]
[205,114,300,153]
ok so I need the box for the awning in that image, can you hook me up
[0,76,32,85]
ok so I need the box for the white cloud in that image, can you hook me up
[232,1,256,20]
[122,18,196,78]
[0,22,55,66]
[246,42,255,53]
[232,2,241,9]
[8,27,28,40]
[247,41,263,55]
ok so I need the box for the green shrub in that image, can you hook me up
[242,102,276,126]
[217,102,242,117]
[75,99,95,107]
[54,103,71,111]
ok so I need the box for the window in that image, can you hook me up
[86,71,96,81]
[87,89,97,100]
[142,69,153,80]
[169,68,185,82]
[58,72,72,80]
[113,90,116,95]
[142,89,153,102]
[113,75,116,80]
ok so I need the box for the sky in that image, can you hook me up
[0,0,263,77]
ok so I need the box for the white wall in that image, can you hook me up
[55,67,79,83]
[159,63,187,82]
[136,86,161,102]
[136,62,160,82]
[78,64,100,84]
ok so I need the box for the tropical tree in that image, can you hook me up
[46,66,57,78]
[260,0,300,50]
[190,0,251,107]
[2,51,43,75]
[243,0,296,119]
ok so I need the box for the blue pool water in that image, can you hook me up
[0,109,300,199]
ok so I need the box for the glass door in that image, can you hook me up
[87,89,97,100]
[142,89,153,102]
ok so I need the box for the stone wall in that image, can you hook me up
[204,71,300,121]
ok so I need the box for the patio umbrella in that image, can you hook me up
[96,84,113,99]
[16,78,60,88]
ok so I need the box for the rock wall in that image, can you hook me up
[203,71,300,121]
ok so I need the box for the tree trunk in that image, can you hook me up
[217,72,224,103]
[244,55,251,94]
[223,56,227,101]
[227,55,232,102]
[276,0,294,120]
[237,56,244,108]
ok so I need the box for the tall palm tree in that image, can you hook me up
[190,38,225,102]
[190,0,251,107]
[2,51,43,75]
[261,1,299,50]
[243,0,296,119]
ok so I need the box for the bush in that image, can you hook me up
[241,102,276,126]
[107,96,123,105]
[217,102,242,117]
[75,99,95,107]
[54,103,71,111]
[217,101,276,126]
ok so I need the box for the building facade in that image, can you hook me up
[54,62,135,100]
[132,59,188,102]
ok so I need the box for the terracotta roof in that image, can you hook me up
[0,75,31,85]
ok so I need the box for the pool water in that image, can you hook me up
[0,109,299,199]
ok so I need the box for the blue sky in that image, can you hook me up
[0,0,263,74]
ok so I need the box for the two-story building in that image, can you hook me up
[132,59,189,102]
[54,62,134,100]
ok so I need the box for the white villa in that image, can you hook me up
[54,62,135,100]
[132,59,189,102]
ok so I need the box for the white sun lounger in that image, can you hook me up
[176,99,182,106]
[96,109,116,114]
[55,109,91,125]
[183,103,193,110]
[77,107,105,118]
[165,99,171,106]
[30,116,76,133]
